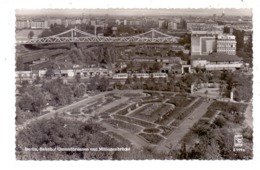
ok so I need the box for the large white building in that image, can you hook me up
[191,35,217,55]
[217,34,236,55]
[168,21,177,30]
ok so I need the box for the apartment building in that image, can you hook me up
[217,34,236,55]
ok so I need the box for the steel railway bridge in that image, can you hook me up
[16,28,180,44]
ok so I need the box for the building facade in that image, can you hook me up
[217,34,236,55]
[168,21,177,30]
[191,35,217,55]
[190,53,244,71]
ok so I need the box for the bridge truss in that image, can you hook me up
[17,28,180,44]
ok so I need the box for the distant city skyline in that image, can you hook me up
[16,8,252,17]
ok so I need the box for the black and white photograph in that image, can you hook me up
[2,1,260,169]
[14,7,254,160]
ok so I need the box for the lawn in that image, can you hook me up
[123,93,144,98]
[138,133,164,144]
[104,103,127,114]
[166,96,195,107]
[116,103,140,115]
[102,119,142,134]
[154,107,182,125]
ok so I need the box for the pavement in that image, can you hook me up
[243,100,253,128]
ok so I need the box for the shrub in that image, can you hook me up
[242,127,253,141]
[143,128,161,133]
[71,108,81,114]
[213,116,226,128]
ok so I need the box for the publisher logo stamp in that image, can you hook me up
[234,134,243,147]
[233,134,245,152]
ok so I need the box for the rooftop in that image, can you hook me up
[191,53,243,62]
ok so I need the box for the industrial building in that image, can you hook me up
[190,53,244,71]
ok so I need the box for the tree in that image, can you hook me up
[233,29,245,50]
[56,85,73,105]
[16,117,123,160]
[98,77,109,92]
[75,74,81,83]
[45,69,55,79]
[140,62,149,71]
[18,93,34,112]
[177,142,188,159]
[33,76,41,84]
[28,30,34,39]
[88,76,99,91]
[74,83,86,98]
[38,30,52,38]
[205,90,208,98]
[223,27,230,34]
[213,116,226,128]
[125,77,132,84]
[151,62,161,72]
[18,86,46,113]
[16,56,24,71]
[42,78,72,106]
[127,61,134,70]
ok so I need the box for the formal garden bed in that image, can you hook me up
[158,125,176,137]
[113,115,156,128]
[122,93,144,98]
[102,119,142,134]
[140,99,163,105]
[143,128,161,133]
[138,133,164,144]
[104,93,121,100]
[141,95,157,101]
[154,107,182,126]
[166,96,195,108]
[130,103,173,122]
[103,103,127,114]
[116,103,140,115]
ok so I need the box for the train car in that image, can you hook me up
[112,73,129,79]
[151,73,168,78]
[131,73,150,79]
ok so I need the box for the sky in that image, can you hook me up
[16,8,252,17]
